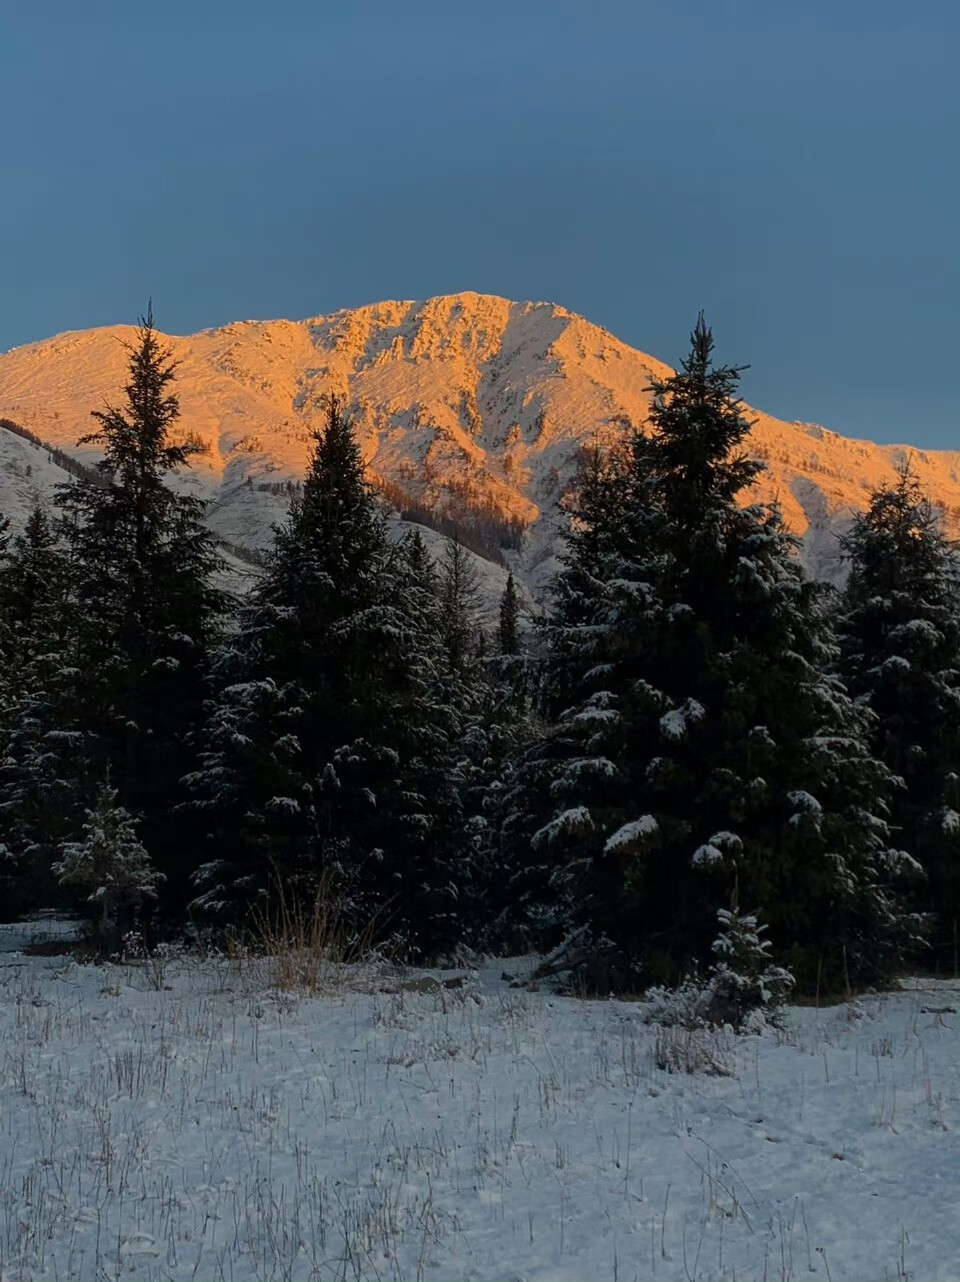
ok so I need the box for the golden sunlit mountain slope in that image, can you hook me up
[2,293,957,586]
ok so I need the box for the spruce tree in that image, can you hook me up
[54,309,228,911]
[188,396,386,918]
[0,510,17,913]
[386,529,476,952]
[498,572,521,656]
[0,511,11,640]
[54,772,163,947]
[838,466,960,968]
[501,317,917,993]
[0,506,61,646]
[188,404,474,954]
[439,534,482,673]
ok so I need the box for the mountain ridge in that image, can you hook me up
[1,292,957,587]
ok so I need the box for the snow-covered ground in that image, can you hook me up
[0,926,957,1281]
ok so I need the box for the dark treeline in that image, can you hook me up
[0,311,956,1012]
[373,475,528,566]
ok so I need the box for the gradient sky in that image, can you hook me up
[1,1,957,448]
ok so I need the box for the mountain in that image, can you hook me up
[1,292,957,589]
[0,423,81,529]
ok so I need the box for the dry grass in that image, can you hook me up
[240,871,382,993]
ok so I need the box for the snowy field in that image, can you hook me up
[0,925,957,1282]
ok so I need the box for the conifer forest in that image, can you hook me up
[2,309,957,1016]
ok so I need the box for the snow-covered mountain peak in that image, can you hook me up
[1,293,957,588]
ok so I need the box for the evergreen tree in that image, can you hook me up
[643,907,795,1031]
[188,395,387,919]
[499,317,917,993]
[838,466,960,967]
[0,510,17,912]
[53,308,228,910]
[498,572,521,656]
[0,511,11,643]
[439,534,482,673]
[386,529,478,951]
[458,682,541,953]
[0,506,79,916]
[0,506,60,646]
[54,772,163,947]
[188,403,475,954]
[705,907,795,1029]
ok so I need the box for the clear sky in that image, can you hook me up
[1,1,957,448]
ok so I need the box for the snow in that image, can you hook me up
[889,618,943,645]
[692,843,724,867]
[880,848,926,878]
[564,706,621,728]
[0,429,74,528]
[2,295,958,598]
[265,795,302,814]
[659,698,706,742]
[0,934,956,1282]
[604,815,658,854]
[0,914,83,954]
[787,791,823,815]
[876,654,913,676]
[550,758,620,797]
[659,710,688,740]
[531,805,594,850]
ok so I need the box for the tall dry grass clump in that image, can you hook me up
[242,871,382,993]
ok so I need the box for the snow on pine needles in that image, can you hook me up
[0,934,957,1282]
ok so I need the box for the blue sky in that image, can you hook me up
[1,1,957,447]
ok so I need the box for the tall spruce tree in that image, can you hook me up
[0,510,19,913]
[498,317,918,992]
[838,466,960,968]
[188,402,475,954]
[498,572,521,656]
[53,309,228,910]
[439,534,483,673]
[188,396,388,919]
[388,529,481,952]
[0,511,11,634]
